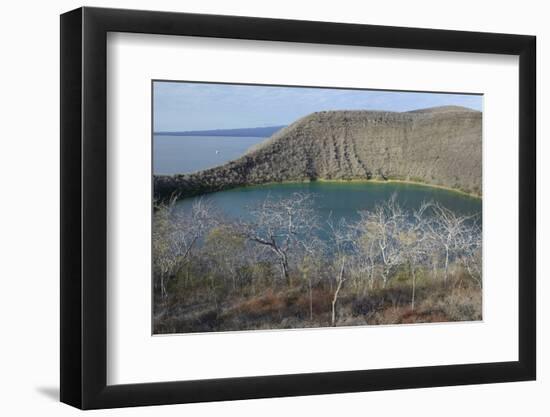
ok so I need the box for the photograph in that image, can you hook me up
[152,81,483,334]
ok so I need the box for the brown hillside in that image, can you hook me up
[154,106,482,199]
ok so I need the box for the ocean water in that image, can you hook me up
[153,135,266,175]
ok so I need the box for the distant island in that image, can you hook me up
[154,106,482,200]
[155,125,286,138]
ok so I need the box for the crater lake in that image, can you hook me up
[173,181,482,230]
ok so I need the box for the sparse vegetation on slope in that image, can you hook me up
[154,106,482,200]
[153,195,482,333]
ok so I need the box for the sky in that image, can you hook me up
[153,81,483,132]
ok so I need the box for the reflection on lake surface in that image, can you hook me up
[175,181,482,226]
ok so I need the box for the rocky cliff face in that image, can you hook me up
[154,106,482,199]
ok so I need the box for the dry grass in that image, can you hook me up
[153,274,481,334]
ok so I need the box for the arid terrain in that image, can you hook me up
[153,105,482,334]
[155,106,482,200]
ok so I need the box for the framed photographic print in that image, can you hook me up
[60,6,536,409]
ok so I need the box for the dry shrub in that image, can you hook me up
[400,309,449,324]
[153,304,221,334]
[437,288,482,321]
[293,288,332,315]
[230,289,287,318]
[370,306,410,324]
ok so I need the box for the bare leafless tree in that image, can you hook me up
[356,196,405,288]
[325,216,355,325]
[152,197,217,298]
[331,256,346,326]
[203,223,247,291]
[456,219,482,288]
[242,192,319,285]
[298,236,326,320]
[427,203,475,283]
[152,198,178,299]
[348,219,378,294]
[399,202,431,309]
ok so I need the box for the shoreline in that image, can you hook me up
[236,179,481,199]
[169,177,482,200]
[314,178,482,199]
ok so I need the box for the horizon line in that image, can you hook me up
[154,105,481,134]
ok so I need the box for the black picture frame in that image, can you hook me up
[60,6,536,410]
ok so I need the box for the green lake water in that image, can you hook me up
[175,181,482,226]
